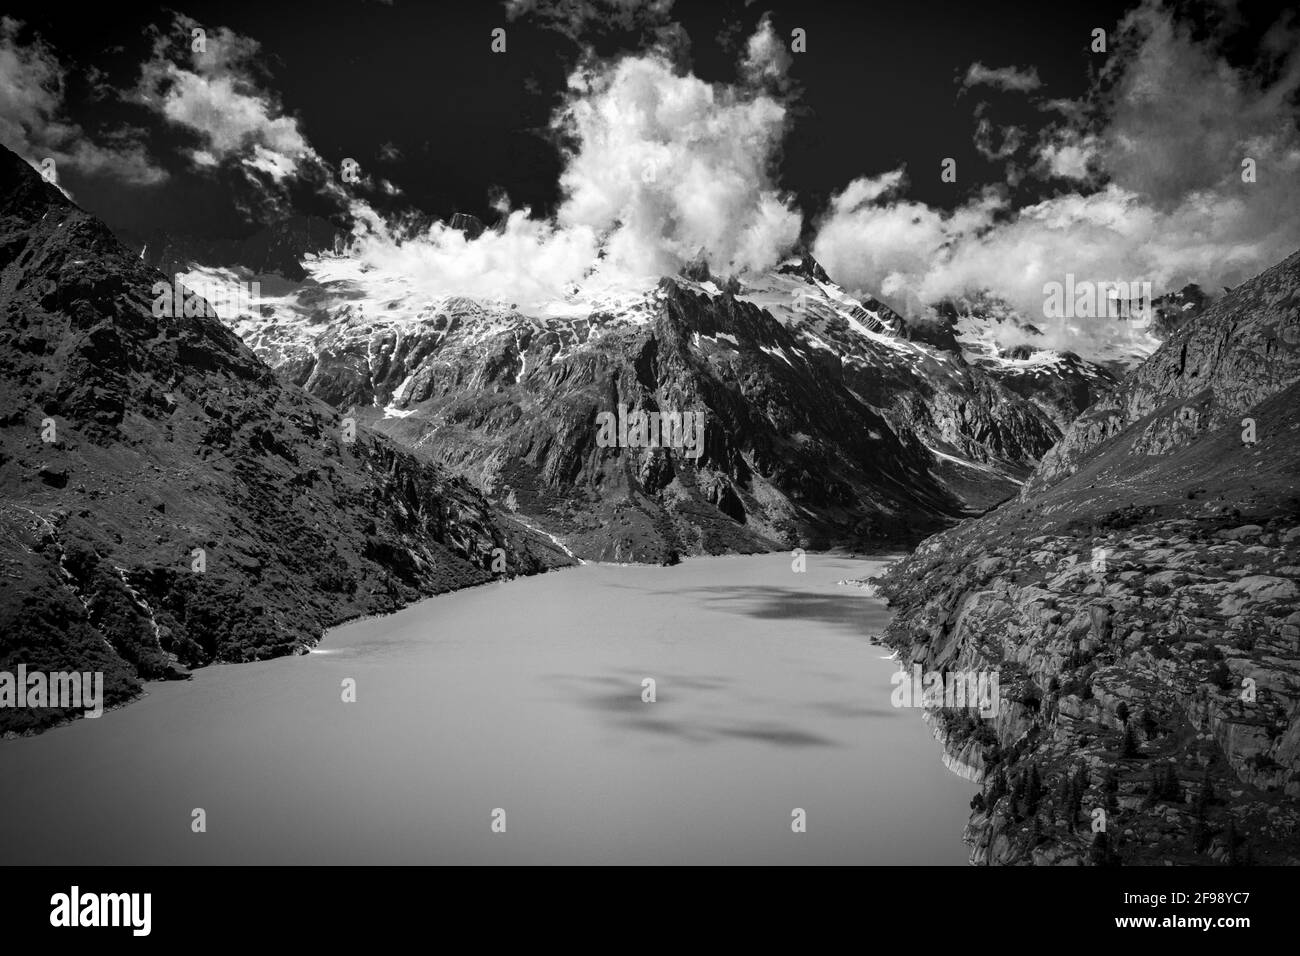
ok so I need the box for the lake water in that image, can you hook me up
[0,554,972,864]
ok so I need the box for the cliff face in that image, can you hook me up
[1026,250,1300,497]
[209,251,1114,562]
[0,146,572,734]
[875,249,1300,865]
[976,347,1118,433]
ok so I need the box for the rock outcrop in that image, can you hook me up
[0,146,572,734]
[209,248,1114,562]
[875,248,1300,865]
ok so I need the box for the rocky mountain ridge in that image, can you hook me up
[874,248,1300,865]
[185,244,1117,562]
[0,146,572,734]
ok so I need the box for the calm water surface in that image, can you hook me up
[0,553,972,864]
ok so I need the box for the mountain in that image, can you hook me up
[121,216,344,282]
[874,248,1300,864]
[1149,283,1211,338]
[0,146,572,734]
[928,289,1156,375]
[179,244,1116,562]
[972,345,1118,433]
[1027,260,1299,496]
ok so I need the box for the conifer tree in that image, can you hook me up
[1142,767,1158,808]
[1089,830,1113,866]
[1104,765,1119,813]
[1191,772,1214,853]
[1140,705,1158,739]
[1025,763,1043,815]
[1030,814,1044,847]
[1121,723,1140,758]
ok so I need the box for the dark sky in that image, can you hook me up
[4,0,1292,240]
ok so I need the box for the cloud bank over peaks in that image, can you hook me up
[345,208,601,307]
[351,46,802,308]
[555,52,800,277]
[813,0,1300,361]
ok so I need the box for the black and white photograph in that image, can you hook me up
[0,0,1297,932]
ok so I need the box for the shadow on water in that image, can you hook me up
[596,577,887,638]
[682,585,887,638]
[805,700,898,720]
[547,671,844,749]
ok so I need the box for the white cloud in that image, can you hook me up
[829,170,907,211]
[814,173,1001,312]
[555,54,800,277]
[350,209,600,306]
[1093,1,1300,205]
[128,14,364,224]
[961,61,1041,93]
[740,13,792,88]
[351,51,802,307]
[974,117,1025,161]
[1036,133,1100,180]
[133,16,315,182]
[0,17,166,187]
[147,67,311,176]
[814,0,1300,361]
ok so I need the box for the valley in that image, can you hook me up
[3,140,1298,867]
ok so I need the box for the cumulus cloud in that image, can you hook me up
[1036,132,1101,181]
[0,17,166,188]
[740,12,792,89]
[814,170,1001,311]
[814,0,1300,360]
[125,14,387,226]
[354,48,802,307]
[1091,2,1300,205]
[132,15,315,183]
[349,209,600,305]
[961,61,1041,93]
[555,53,800,277]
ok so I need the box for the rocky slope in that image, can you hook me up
[186,243,1115,562]
[1150,283,1211,339]
[1027,253,1300,496]
[923,293,1123,430]
[874,249,1300,865]
[0,146,572,734]
[970,346,1117,434]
